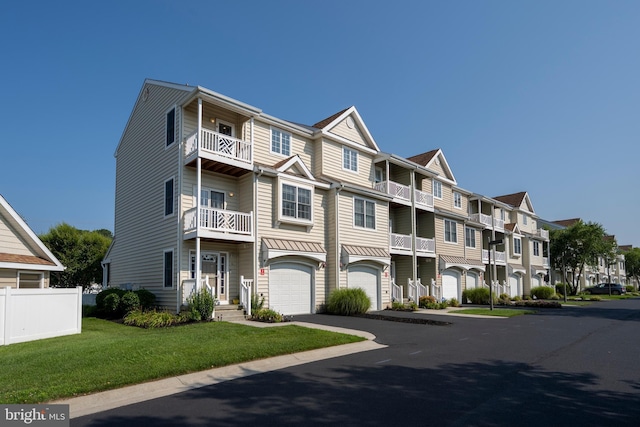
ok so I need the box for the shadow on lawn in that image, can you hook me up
[76,358,640,427]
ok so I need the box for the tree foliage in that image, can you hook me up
[39,223,112,289]
[549,220,616,295]
[623,247,640,290]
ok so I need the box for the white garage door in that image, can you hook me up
[531,275,542,289]
[269,263,312,315]
[467,271,479,289]
[348,265,378,310]
[509,274,520,298]
[442,270,460,300]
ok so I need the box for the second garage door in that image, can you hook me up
[442,270,460,300]
[269,263,313,315]
[348,265,378,310]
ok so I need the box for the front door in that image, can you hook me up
[192,252,228,303]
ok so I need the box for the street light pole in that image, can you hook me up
[488,238,503,311]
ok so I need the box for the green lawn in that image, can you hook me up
[452,308,536,317]
[0,317,364,404]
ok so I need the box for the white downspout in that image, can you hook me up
[176,104,183,314]
[196,98,202,292]
[335,184,343,289]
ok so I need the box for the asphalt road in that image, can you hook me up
[73,299,640,426]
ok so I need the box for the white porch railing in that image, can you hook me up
[240,276,252,316]
[493,218,505,230]
[184,207,253,235]
[416,237,435,254]
[482,249,506,263]
[185,129,252,164]
[543,257,549,268]
[430,279,442,302]
[470,213,492,228]
[182,276,214,306]
[408,278,427,302]
[391,278,403,303]
[375,180,411,201]
[414,189,434,209]
[390,233,412,251]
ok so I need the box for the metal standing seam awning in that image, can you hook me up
[261,238,326,265]
[439,255,486,272]
[341,244,391,267]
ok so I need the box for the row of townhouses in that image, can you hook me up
[101,79,625,315]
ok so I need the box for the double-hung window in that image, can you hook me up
[454,192,462,209]
[444,219,457,243]
[281,183,311,222]
[271,128,291,156]
[533,241,540,257]
[433,180,442,199]
[163,250,174,288]
[465,227,476,248]
[354,197,375,229]
[343,147,358,172]
[513,237,522,255]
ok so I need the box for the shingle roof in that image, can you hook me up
[493,192,527,208]
[312,107,351,129]
[0,253,56,266]
[407,149,439,167]
[552,218,581,227]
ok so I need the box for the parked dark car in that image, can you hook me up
[583,283,626,295]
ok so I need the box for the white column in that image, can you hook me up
[196,98,203,290]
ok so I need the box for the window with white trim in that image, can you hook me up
[444,219,457,243]
[354,197,375,229]
[166,108,175,147]
[281,183,312,221]
[271,128,291,156]
[164,178,174,217]
[433,180,442,199]
[454,192,462,209]
[533,241,540,257]
[163,249,174,288]
[18,272,43,288]
[465,227,476,248]
[343,147,358,172]
[513,237,522,255]
[523,214,528,225]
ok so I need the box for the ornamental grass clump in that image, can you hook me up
[326,288,371,315]
[462,287,491,305]
[530,286,555,300]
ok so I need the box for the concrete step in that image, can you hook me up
[213,304,247,322]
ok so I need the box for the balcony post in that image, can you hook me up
[196,98,203,290]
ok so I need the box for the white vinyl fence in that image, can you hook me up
[0,286,82,346]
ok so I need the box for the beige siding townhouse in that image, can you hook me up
[0,194,64,288]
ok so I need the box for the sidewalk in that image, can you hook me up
[53,321,385,419]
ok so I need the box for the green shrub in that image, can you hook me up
[462,287,490,304]
[497,294,511,305]
[120,291,141,314]
[531,286,555,299]
[448,298,460,307]
[251,308,284,323]
[186,288,215,320]
[499,293,509,300]
[549,294,560,300]
[134,289,156,310]
[419,295,437,308]
[82,305,97,318]
[102,293,121,317]
[513,300,562,308]
[589,296,602,301]
[408,301,418,311]
[326,288,371,315]
[625,285,635,293]
[555,283,570,295]
[96,288,125,312]
[524,295,532,300]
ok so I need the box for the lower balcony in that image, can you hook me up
[390,233,435,256]
[184,207,253,242]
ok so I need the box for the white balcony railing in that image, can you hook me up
[391,279,403,303]
[375,180,411,201]
[543,257,549,268]
[414,189,434,209]
[534,228,549,240]
[408,278,427,302]
[185,129,252,164]
[470,213,493,228]
[493,218,505,230]
[482,249,506,264]
[390,233,412,251]
[416,237,436,254]
[184,207,253,235]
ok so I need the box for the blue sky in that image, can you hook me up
[1,1,639,246]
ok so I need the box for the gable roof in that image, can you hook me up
[504,223,521,234]
[0,194,64,271]
[407,148,457,184]
[311,106,380,153]
[552,218,581,228]
[494,191,534,213]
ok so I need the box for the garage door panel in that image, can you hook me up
[348,265,378,310]
[442,270,459,300]
[509,274,520,298]
[269,263,312,315]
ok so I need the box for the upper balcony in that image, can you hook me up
[414,189,434,211]
[390,233,436,256]
[493,217,505,231]
[183,207,253,242]
[184,129,253,177]
[469,213,492,228]
[532,228,549,240]
[375,180,411,205]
